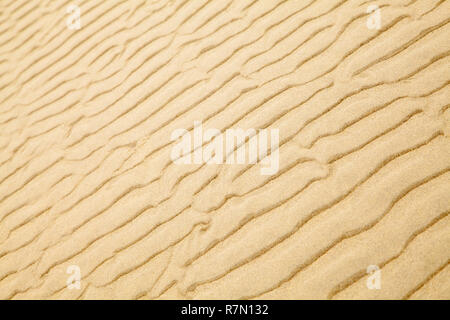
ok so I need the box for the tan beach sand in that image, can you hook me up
[0,0,449,300]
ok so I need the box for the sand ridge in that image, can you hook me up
[0,0,449,299]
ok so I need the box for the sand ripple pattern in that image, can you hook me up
[0,0,449,299]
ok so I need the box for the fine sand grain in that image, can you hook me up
[0,0,449,299]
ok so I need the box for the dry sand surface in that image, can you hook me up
[0,0,449,300]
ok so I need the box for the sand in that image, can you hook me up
[0,0,449,300]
